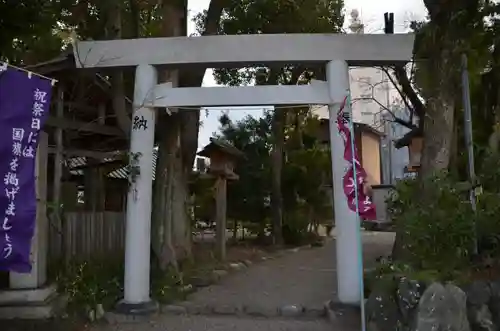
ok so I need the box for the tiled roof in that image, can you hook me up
[68,150,158,180]
[197,138,244,159]
[67,150,205,180]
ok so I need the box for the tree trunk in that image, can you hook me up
[449,106,459,176]
[104,0,130,136]
[151,0,191,270]
[418,97,455,177]
[271,108,285,245]
[151,0,228,269]
[128,0,140,38]
[153,115,191,269]
[215,177,227,260]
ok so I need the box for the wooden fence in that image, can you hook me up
[49,212,125,260]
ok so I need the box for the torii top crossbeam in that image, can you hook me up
[74,33,415,69]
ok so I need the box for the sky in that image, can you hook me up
[186,0,428,149]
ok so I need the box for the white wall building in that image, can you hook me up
[314,66,399,127]
[350,66,398,128]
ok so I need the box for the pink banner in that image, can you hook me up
[336,96,376,220]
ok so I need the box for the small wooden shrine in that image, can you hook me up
[197,138,244,260]
[407,136,423,172]
[198,138,244,180]
[393,128,423,173]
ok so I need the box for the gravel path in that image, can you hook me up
[71,231,396,331]
[98,232,395,331]
[96,315,335,331]
[185,241,337,312]
[183,231,394,314]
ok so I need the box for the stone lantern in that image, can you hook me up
[408,136,423,172]
[197,138,244,260]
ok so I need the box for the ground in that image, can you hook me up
[2,231,395,331]
[96,315,335,331]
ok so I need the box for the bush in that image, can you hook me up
[282,223,304,246]
[282,208,312,246]
[475,192,500,253]
[387,172,476,271]
[363,256,466,298]
[151,264,193,304]
[55,257,194,313]
[56,258,124,312]
[282,211,322,246]
[476,152,500,254]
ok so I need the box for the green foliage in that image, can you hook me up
[413,1,495,98]
[54,257,194,313]
[380,153,500,287]
[387,173,476,271]
[216,112,273,226]
[0,1,70,64]
[285,146,331,212]
[206,109,331,243]
[0,0,167,65]
[219,0,343,35]
[282,211,318,246]
[55,258,124,312]
[366,259,421,295]
[191,174,216,222]
[364,256,464,297]
[475,152,500,254]
[151,264,193,304]
[194,0,344,86]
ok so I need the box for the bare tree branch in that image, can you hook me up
[351,76,416,130]
[379,66,415,122]
[393,64,426,119]
[352,97,417,130]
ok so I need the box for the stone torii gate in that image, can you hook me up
[73,33,414,313]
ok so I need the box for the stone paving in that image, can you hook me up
[98,231,395,331]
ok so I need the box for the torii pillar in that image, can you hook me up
[116,64,159,314]
[327,60,362,304]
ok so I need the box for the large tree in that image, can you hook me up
[150,0,230,269]
[0,0,228,269]
[388,0,500,259]
[389,0,499,177]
